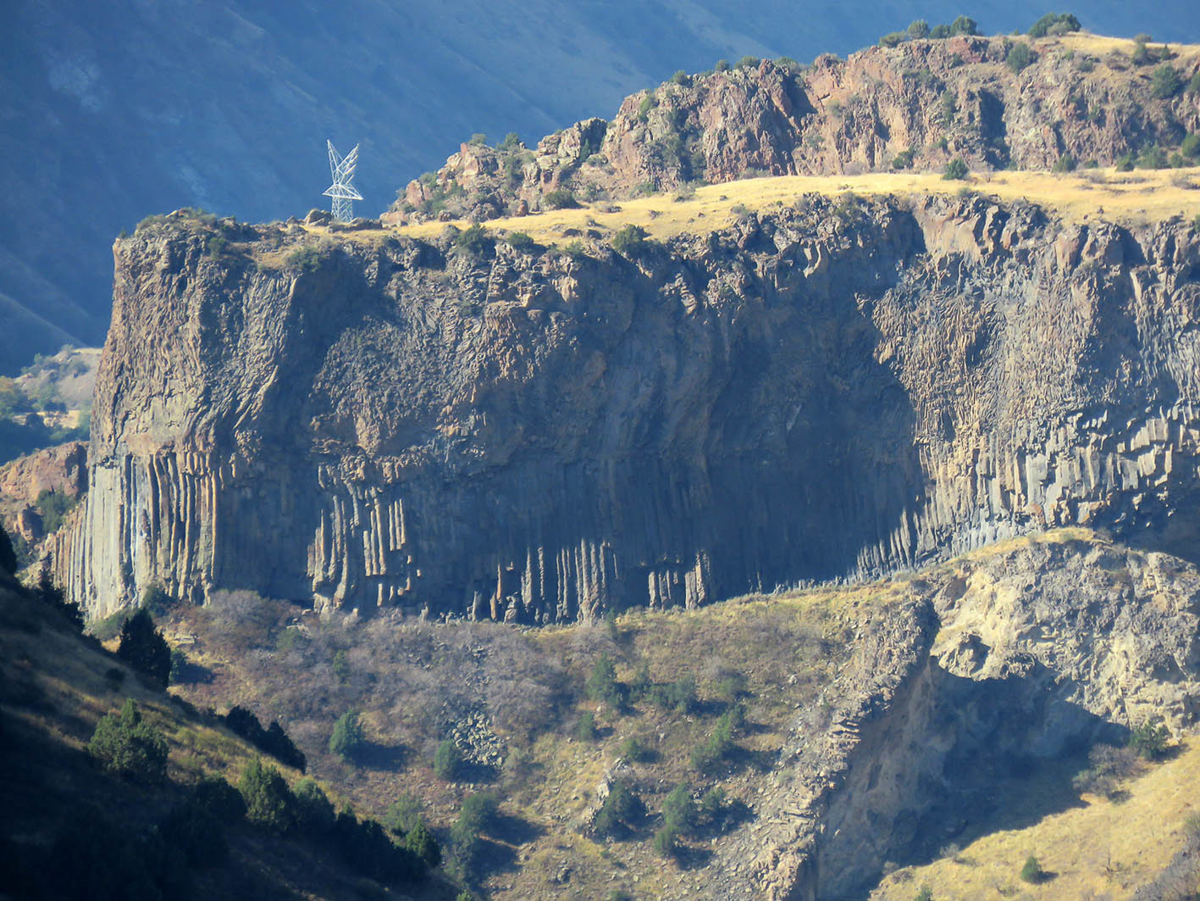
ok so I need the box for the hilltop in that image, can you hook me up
[392,30,1200,225]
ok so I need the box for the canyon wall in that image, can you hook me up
[60,199,1200,620]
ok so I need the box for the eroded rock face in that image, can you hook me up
[0,441,87,542]
[394,37,1200,219]
[59,197,1200,621]
[710,536,1200,900]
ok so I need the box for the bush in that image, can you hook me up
[190,776,246,824]
[914,887,933,901]
[35,488,77,533]
[1053,154,1077,172]
[1007,42,1037,74]
[586,654,625,708]
[499,132,521,150]
[1190,71,1200,94]
[879,32,906,48]
[593,779,644,837]
[293,777,336,834]
[454,223,492,256]
[285,244,325,273]
[328,709,366,763]
[223,706,306,771]
[1129,721,1171,759]
[506,231,536,251]
[1137,144,1169,169]
[649,675,697,714]
[734,55,759,70]
[1020,854,1044,883]
[662,783,698,834]
[575,711,598,741]
[617,736,653,762]
[653,823,679,856]
[690,707,741,774]
[169,647,188,683]
[87,699,169,782]
[943,158,969,180]
[405,820,442,868]
[433,738,462,780]
[1152,64,1182,98]
[116,608,171,687]
[160,802,227,866]
[1028,13,1080,37]
[949,16,979,36]
[1181,134,1200,159]
[238,758,297,833]
[384,794,424,835]
[543,189,576,209]
[907,19,930,39]
[1116,152,1135,171]
[610,224,648,255]
[562,239,587,259]
[892,149,916,170]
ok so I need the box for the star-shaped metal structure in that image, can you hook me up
[323,140,363,222]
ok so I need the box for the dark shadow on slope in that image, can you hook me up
[819,657,1128,900]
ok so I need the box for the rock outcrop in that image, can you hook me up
[59,197,1200,621]
[393,35,1200,222]
[0,441,87,543]
[710,534,1200,900]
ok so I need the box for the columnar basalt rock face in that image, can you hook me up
[62,199,1200,622]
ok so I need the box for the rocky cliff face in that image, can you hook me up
[394,35,1200,223]
[709,534,1200,899]
[59,198,1200,621]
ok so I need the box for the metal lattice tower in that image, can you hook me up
[323,140,363,222]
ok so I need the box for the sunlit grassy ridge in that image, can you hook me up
[871,738,1200,900]
[359,167,1200,250]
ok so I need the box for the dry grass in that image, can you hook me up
[368,167,1200,251]
[871,738,1200,900]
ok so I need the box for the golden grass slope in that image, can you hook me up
[373,166,1200,248]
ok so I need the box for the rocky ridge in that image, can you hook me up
[392,33,1200,224]
[54,194,1200,623]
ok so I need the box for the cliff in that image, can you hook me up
[394,33,1200,223]
[57,195,1200,621]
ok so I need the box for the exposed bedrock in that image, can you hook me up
[60,196,1200,619]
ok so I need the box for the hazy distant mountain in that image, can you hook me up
[3,0,1198,372]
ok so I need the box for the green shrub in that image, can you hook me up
[1028,13,1079,37]
[907,19,930,39]
[617,736,653,762]
[499,132,521,150]
[169,647,187,683]
[690,708,741,774]
[662,783,698,834]
[914,887,933,901]
[1053,154,1077,172]
[943,158,969,180]
[1129,721,1171,759]
[294,778,336,834]
[1020,854,1044,883]
[949,16,979,36]
[714,59,730,72]
[116,609,170,687]
[879,32,906,48]
[575,711,598,741]
[650,675,697,714]
[384,794,424,835]
[35,488,78,533]
[593,779,644,837]
[1181,134,1200,158]
[1190,71,1200,94]
[454,223,492,256]
[238,758,297,833]
[87,699,169,782]
[610,224,648,255]
[433,738,462,780]
[328,709,366,763]
[892,149,917,170]
[468,133,487,145]
[586,654,624,708]
[285,244,325,273]
[190,775,247,824]
[930,23,951,38]
[1116,152,1135,171]
[506,231,536,251]
[544,188,576,209]
[735,55,759,70]
[1007,42,1037,74]
[671,69,690,85]
[1137,144,1169,169]
[331,648,350,684]
[562,239,587,259]
[160,802,227,866]
[405,820,442,868]
[1152,64,1182,98]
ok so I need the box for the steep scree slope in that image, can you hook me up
[57,196,1200,620]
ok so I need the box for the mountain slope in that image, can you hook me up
[5,2,1200,371]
